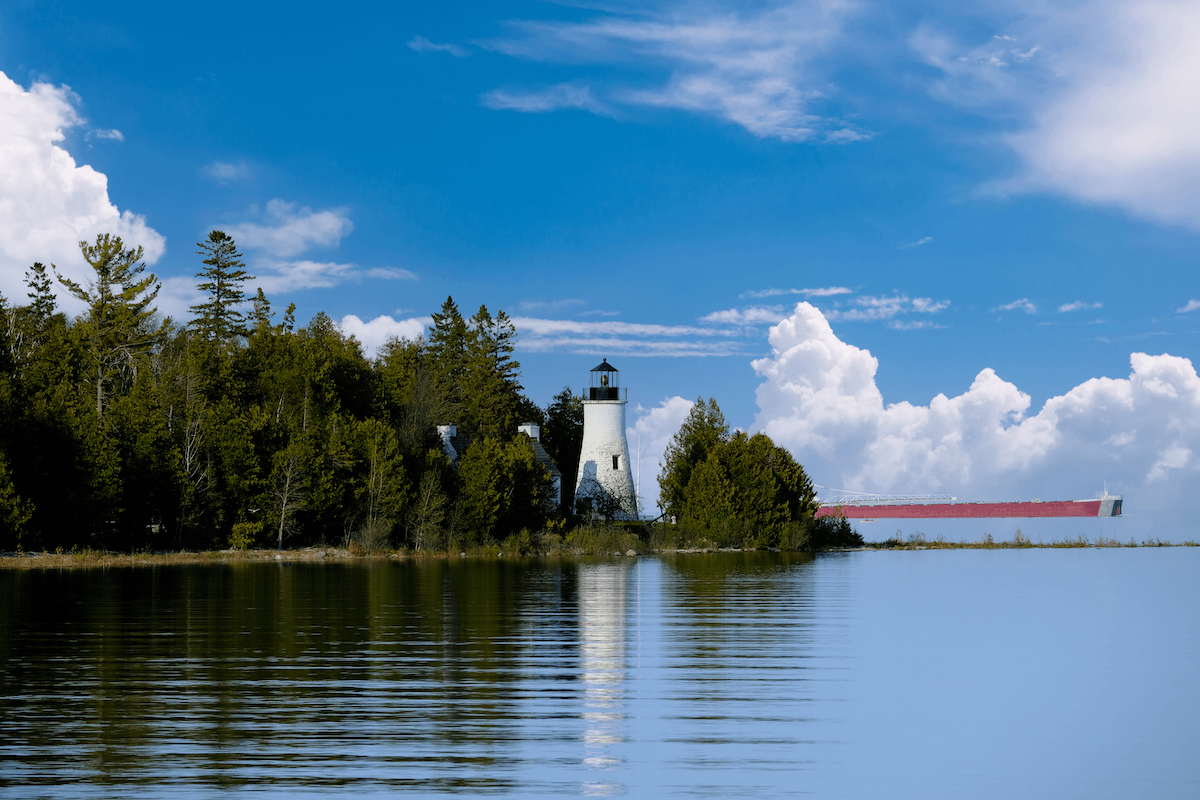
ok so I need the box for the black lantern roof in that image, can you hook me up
[590,358,618,372]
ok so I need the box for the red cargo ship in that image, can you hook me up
[814,490,1123,519]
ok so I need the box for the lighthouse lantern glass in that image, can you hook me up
[589,359,620,400]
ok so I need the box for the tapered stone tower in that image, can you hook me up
[574,359,637,519]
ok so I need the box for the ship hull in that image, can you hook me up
[816,498,1122,519]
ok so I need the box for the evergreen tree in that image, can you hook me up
[462,304,522,440]
[25,262,56,327]
[457,436,551,543]
[251,288,273,330]
[192,231,253,344]
[426,296,468,425]
[658,397,728,518]
[55,234,164,419]
[543,387,584,511]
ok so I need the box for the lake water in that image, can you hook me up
[1,550,1197,798]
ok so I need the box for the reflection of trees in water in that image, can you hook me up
[0,560,586,792]
[660,551,819,693]
[578,562,631,796]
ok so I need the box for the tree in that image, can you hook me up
[25,262,57,324]
[426,296,468,425]
[271,437,310,548]
[543,387,583,510]
[191,231,253,345]
[375,336,440,457]
[462,305,522,440]
[456,436,551,543]
[407,458,449,551]
[658,397,728,518]
[657,399,828,549]
[0,452,34,550]
[250,288,273,330]
[352,418,410,549]
[55,234,164,419]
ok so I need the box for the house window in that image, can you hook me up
[612,455,619,470]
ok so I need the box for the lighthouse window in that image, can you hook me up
[613,455,619,470]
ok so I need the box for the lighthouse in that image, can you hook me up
[574,359,637,519]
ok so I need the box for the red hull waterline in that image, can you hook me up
[815,498,1123,519]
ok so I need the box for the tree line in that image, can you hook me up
[0,232,585,553]
[0,230,854,553]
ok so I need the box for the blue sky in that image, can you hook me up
[4,0,1200,521]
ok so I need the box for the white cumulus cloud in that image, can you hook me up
[339,314,431,357]
[753,302,1200,522]
[1178,300,1200,313]
[1059,300,1103,312]
[0,71,165,310]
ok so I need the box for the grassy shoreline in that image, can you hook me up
[0,533,1196,570]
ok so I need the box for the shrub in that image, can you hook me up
[229,521,263,550]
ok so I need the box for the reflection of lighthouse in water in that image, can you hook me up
[579,562,629,796]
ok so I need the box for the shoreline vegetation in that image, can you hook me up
[1,526,1195,570]
[1,232,849,557]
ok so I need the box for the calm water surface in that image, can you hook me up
[1,550,1197,798]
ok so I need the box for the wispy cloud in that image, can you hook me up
[254,260,359,293]
[88,128,124,141]
[889,319,943,330]
[899,236,933,249]
[366,267,418,280]
[511,316,747,357]
[914,4,1200,230]
[1178,300,1200,313]
[741,286,852,299]
[518,298,587,313]
[408,36,469,57]
[824,294,949,324]
[202,160,252,184]
[1059,300,1103,313]
[699,306,787,325]
[216,200,415,293]
[996,298,1037,314]
[484,0,864,142]
[482,83,610,115]
[225,199,353,258]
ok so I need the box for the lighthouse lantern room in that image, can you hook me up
[589,358,621,401]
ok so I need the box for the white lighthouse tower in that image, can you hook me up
[575,359,637,519]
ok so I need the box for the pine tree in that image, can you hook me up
[427,296,468,425]
[251,288,273,330]
[25,262,56,326]
[462,304,522,440]
[55,234,164,419]
[192,231,252,344]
